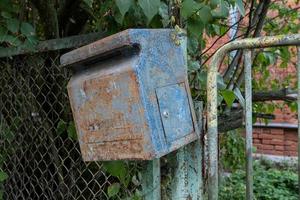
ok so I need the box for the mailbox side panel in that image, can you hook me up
[67,56,154,161]
[130,29,199,157]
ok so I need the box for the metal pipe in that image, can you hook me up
[297,46,300,198]
[207,33,300,200]
[244,50,253,200]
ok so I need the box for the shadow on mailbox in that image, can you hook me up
[60,29,199,161]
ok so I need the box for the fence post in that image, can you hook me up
[297,46,300,198]
[141,159,161,200]
[244,50,253,200]
[170,101,203,200]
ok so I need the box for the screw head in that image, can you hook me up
[162,110,169,118]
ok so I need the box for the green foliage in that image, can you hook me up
[220,130,245,171]
[219,161,298,200]
[116,0,134,17]
[220,89,236,107]
[0,0,37,48]
[107,183,121,198]
[102,161,143,199]
[138,0,161,23]
[0,172,8,182]
[56,120,77,140]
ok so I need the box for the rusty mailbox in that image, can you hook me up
[60,29,199,161]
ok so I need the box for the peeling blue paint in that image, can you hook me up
[62,29,199,161]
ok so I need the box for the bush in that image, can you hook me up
[219,161,298,200]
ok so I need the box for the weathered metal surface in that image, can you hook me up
[141,159,161,200]
[156,83,194,143]
[61,29,199,161]
[207,33,300,200]
[170,101,203,200]
[297,46,300,198]
[244,50,253,200]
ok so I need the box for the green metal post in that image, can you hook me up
[170,101,203,200]
[244,50,253,200]
[141,159,161,200]
[297,46,300,198]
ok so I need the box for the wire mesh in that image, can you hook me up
[0,52,141,199]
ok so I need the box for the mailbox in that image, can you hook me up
[60,29,199,161]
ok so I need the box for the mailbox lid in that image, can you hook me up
[156,83,194,143]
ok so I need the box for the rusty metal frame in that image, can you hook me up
[207,34,300,200]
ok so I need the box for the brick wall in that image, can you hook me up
[253,127,298,157]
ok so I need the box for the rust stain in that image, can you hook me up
[70,66,150,160]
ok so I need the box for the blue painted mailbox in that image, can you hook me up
[60,29,199,161]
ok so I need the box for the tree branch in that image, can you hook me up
[218,108,275,132]
[252,88,296,102]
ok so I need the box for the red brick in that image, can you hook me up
[274,151,284,156]
[259,133,272,139]
[253,139,261,144]
[262,129,271,134]
[262,144,274,150]
[254,144,263,150]
[262,150,277,155]
[270,139,284,145]
[284,151,297,156]
[262,139,271,144]
[260,133,284,140]
[285,145,297,151]
[253,133,259,138]
[285,133,298,142]
[284,140,297,146]
[270,129,284,135]
[274,145,284,151]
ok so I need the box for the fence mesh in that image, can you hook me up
[0,52,142,199]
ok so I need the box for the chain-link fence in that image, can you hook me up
[0,51,143,199]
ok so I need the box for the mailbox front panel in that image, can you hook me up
[68,62,153,161]
[156,83,194,143]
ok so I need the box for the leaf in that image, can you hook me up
[221,89,236,107]
[138,0,160,23]
[116,0,134,17]
[67,121,77,140]
[187,36,199,55]
[83,0,93,8]
[212,0,229,18]
[6,18,20,33]
[107,183,120,197]
[197,5,212,24]
[188,60,200,71]
[1,11,12,19]
[187,17,204,37]
[3,35,21,46]
[236,0,245,16]
[217,73,226,89]
[23,35,38,50]
[0,26,7,40]
[158,2,169,27]
[210,0,220,8]
[57,120,67,135]
[20,22,35,37]
[181,0,203,19]
[103,161,128,185]
[0,171,8,182]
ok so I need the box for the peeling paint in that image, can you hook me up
[61,29,199,161]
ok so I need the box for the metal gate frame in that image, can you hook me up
[207,34,300,200]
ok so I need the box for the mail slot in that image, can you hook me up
[60,29,199,161]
